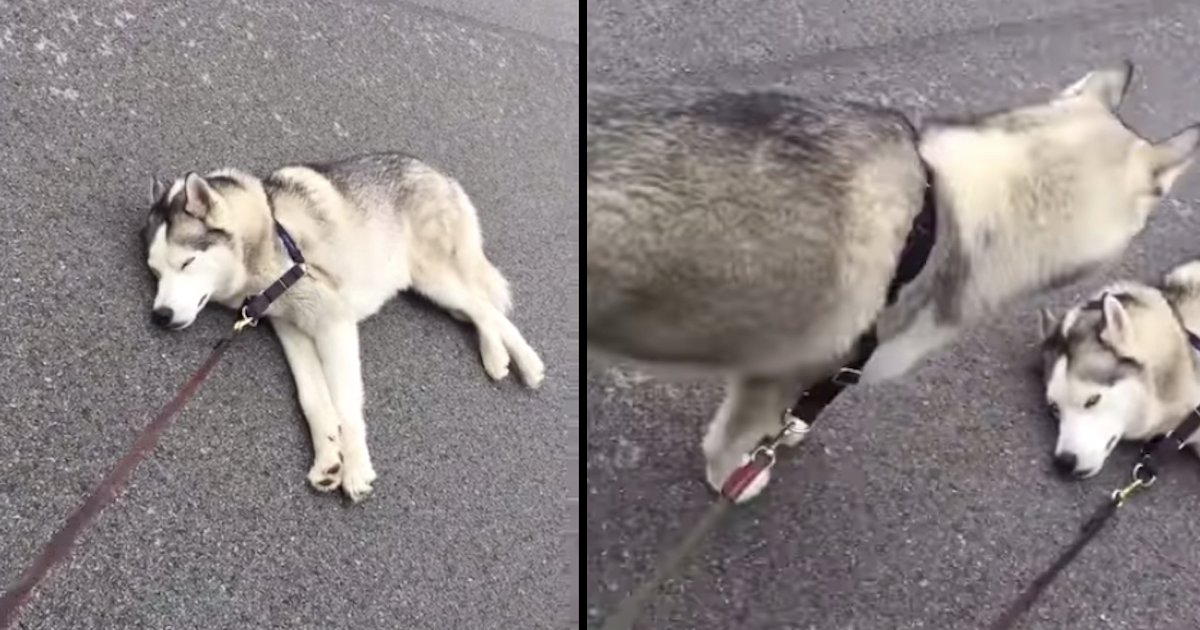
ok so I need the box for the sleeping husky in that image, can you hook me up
[144,152,545,502]
[1039,262,1200,478]
[587,63,1200,500]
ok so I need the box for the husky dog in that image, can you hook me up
[144,153,545,502]
[587,63,1200,500]
[1039,263,1200,478]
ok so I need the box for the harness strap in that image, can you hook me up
[1131,406,1200,485]
[238,222,306,326]
[777,161,937,434]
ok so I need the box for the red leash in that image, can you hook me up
[0,334,236,629]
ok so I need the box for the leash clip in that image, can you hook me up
[779,413,810,442]
[1130,462,1157,488]
[1111,463,1156,507]
[719,416,807,502]
[1111,477,1145,508]
[232,307,259,333]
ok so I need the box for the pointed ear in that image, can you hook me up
[1149,125,1200,195]
[1059,61,1133,110]
[1099,293,1133,349]
[1038,308,1060,340]
[182,172,214,219]
[150,177,167,205]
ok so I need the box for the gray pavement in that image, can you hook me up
[587,1,1200,629]
[0,1,578,629]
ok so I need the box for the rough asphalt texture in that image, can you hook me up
[587,1,1200,629]
[0,1,578,629]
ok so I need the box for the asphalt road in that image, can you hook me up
[587,1,1200,629]
[0,1,578,629]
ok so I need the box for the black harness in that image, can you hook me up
[780,162,939,433]
[1129,329,1200,484]
[235,222,307,330]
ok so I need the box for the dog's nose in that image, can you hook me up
[1052,452,1078,477]
[151,307,174,328]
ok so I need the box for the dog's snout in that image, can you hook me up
[151,307,174,328]
[1052,452,1078,477]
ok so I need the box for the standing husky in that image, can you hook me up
[144,152,545,502]
[587,63,1200,500]
[1039,263,1200,478]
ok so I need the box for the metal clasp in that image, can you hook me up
[1111,462,1156,507]
[1111,478,1145,507]
[775,414,809,444]
[1131,462,1157,488]
[747,444,778,471]
[232,307,258,333]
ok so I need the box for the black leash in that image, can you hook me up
[0,334,236,630]
[599,166,938,630]
[988,393,1200,629]
[987,487,1125,630]
[0,220,307,629]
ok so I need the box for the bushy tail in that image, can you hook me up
[452,181,513,314]
[466,252,512,314]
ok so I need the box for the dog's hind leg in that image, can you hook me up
[413,267,546,388]
[273,319,345,493]
[703,373,804,502]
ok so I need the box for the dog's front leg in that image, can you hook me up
[702,373,805,503]
[273,319,346,492]
[313,319,377,502]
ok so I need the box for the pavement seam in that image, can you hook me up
[385,0,579,50]
[593,0,1185,85]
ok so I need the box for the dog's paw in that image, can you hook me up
[340,454,377,503]
[519,353,546,389]
[307,450,344,492]
[482,350,511,381]
[705,454,771,504]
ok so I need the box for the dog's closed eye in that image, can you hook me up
[1084,394,1101,408]
[180,257,195,270]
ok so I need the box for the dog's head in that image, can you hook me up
[921,62,1200,283]
[143,172,258,330]
[1038,284,1183,478]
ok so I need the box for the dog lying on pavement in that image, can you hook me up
[143,153,546,502]
[1039,261,1200,478]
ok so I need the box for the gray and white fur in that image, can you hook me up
[586,63,1200,500]
[145,152,545,502]
[1039,262,1200,477]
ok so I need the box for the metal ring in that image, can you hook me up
[1132,463,1157,487]
[749,445,777,470]
[832,367,862,386]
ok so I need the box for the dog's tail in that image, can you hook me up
[466,252,513,315]
[452,182,513,314]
